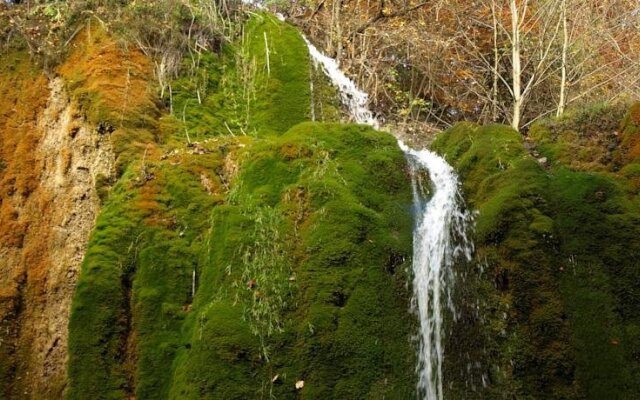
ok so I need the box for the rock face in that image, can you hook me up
[0,75,114,399]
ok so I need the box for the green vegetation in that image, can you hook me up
[433,105,640,399]
[528,102,630,172]
[171,13,311,140]
[309,61,342,122]
[68,123,417,399]
[169,123,415,399]
[66,12,417,399]
[1,0,235,70]
[8,1,639,398]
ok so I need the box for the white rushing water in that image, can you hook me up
[304,37,474,399]
[399,144,474,400]
[303,37,379,128]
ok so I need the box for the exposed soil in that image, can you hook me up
[0,76,114,399]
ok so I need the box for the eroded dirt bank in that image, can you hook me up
[0,70,114,398]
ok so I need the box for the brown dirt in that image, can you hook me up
[0,61,115,398]
[0,24,161,398]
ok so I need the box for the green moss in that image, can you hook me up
[433,114,640,399]
[309,61,342,122]
[167,123,415,399]
[170,14,311,140]
[67,167,146,400]
[68,116,417,399]
[68,144,231,399]
[245,15,312,134]
[528,103,631,173]
[616,102,640,164]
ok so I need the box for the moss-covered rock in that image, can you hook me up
[171,13,311,140]
[167,123,416,399]
[68,123,417,399]
[617,102,640,164]
[528,103,628,173]
[433,108,640,399]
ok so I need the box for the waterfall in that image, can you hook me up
[304,36,474,399]
[303,37,379,128]
[399,144,474,399]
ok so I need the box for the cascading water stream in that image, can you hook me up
[304,37,474,399]
[303,37,379,128]
[399,145,474,399]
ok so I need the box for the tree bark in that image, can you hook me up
[511,0,522,130]
[557,0,568,116]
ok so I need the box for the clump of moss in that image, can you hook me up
[616,102,640,164]
[171,13,311,140]
[68,138,236,399]
[310,62,342,122]
[57,26,162,174]
[528,103,630,172]
[169,123,416,399]
[433,109,640,399]
[69,123,417,399]
[0,51,52,399]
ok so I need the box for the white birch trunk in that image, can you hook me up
[557,0,568,116]
[511,0,522,130]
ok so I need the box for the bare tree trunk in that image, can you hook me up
[335,0,343,64]
[491,0,500,122]
[327,0,335,55]
[511,0,522,130]
[557,0,568,116]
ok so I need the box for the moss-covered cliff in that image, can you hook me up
[67,123,417,399]
[3,1,640,399]
[434,104,640,399]
[0,5,418,397]
[63,13,417,400]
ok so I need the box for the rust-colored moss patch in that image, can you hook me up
[628,103,640,126]
[0,51,50,258]
[58,26,161,171]
[617,102,640,163]
[0,51,52,398]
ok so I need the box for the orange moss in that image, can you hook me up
[58,26,161,170]
[280,143,311,160]
[0,204,25,248]
[629,103,640,125]
[0,53,49,249]
[0,51,54,398]
[58,27,156,123]
[617,103,640,164]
